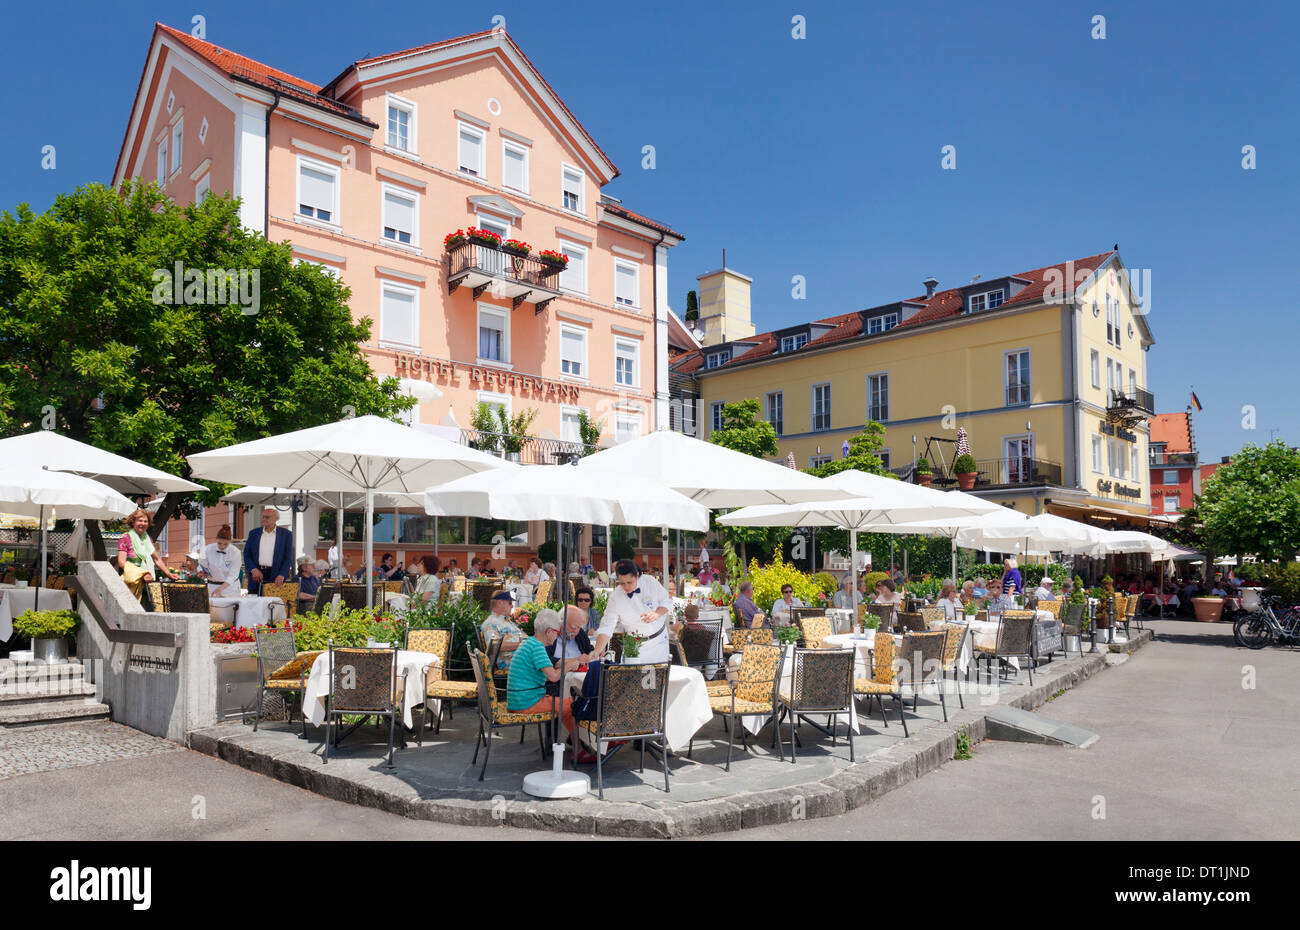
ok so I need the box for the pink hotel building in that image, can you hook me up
[112,24,695,569]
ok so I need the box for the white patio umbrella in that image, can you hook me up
[956,512,1107,557]
[718,470,1002,611]
[188,416,506,605]
[868,506,1032,582]
[424,461,710,800]
[0,430,206,495]
[0,465,135,609]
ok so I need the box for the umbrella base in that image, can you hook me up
[522,746,591,798]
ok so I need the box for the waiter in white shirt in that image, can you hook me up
[594,559,681,665]
[202,525,243,598]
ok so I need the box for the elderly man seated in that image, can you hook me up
[481,591,525,670]
[733,581,762,627]
[296,557,323,609]
[1033,576,1058,601]
[987,580,1019,612]
[504,609,576,745]
[548,605,599,667]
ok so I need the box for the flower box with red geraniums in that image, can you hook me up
[501,238,532,256]
[466,227,502,246]
[537,249,569,268]
[444,229,467,249]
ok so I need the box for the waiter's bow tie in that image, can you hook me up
[626,587,640,597]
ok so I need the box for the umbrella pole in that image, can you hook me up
[365,488,374,608]
[336,494,343,581]
[37,505,45,612]
[849,530,858,622]
[606,525,612,577]
[662,525,668,589]
[951,537,957,585]
[434,516,438,558]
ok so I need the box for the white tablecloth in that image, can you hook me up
[0,588,73,642]
[826,608,855,633]
[567,664,711,753]
[506,582,534,603]
[211,595,286,628]
[302,649,439,729]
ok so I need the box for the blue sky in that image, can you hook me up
[2,0,1297,461]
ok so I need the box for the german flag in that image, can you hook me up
[1190,392,1203,412]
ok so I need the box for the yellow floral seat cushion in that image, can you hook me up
[853,679,894,695]
[577,718,655,738]
[708,695,774,715]
[495,709,554,725]
[973,642,997,654]
[269,651,323,681]
[705,680,733,698]
[426,679,477,699]
[263,678,304,691]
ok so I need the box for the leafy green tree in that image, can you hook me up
[709,398,786,560]
[577,409,603,453]
[1198,441,1300,560]
[0,181,412,553]
[684,290,698,322]
[803,419,891,556]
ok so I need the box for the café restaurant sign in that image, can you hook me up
[1097,479,1143,500]
[395,353,581,403]
[1100,420,1137,443]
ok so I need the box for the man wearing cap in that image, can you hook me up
[593,559,682,665]
[1033,576,1058,602]
[481,590,525,670]
[296,556,323,609]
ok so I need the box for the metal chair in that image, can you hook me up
[853,632,908,735]
[789,606,826,626]
[699,642,785,770]
[795,614,834,649]
[919,606,946,629]
[467,648,554,780]
[339,584,368,611]
[253,628,311,736]
[145,582,164,612]
[312,582,341,614]
[778,647,855,764]
[862,603,895,631]
[677,618,724,677]
[406,626,477,740]
[974,611,1036,685]
[896,611,926,633]
[260,581,298,619]
[898,630,948,722]
[321,645,402,768]
[721,626,772,657]
[940,622,970,709]
[579,662,672,799]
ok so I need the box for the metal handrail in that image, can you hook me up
[66,576,185,648]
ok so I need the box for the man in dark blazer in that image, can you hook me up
[244,508,294,596]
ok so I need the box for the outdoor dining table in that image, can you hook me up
[562,664,712,753]
[211,595,287,628]
[727,642,861,736]
[301,649,440,729]
[0,586,73,643]
[826,607,855,633]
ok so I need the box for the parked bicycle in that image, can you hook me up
[1233,595,1300,649]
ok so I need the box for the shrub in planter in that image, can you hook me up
[860,571,889,596]
[466,226,502,246]
[443,229,467,249]
[537,249,569,267]
[811,571,840,596]
[14,608,79,641]
[501,238,532,256]
[953,453,978,489]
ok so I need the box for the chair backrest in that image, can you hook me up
[596,662,670,738]
[865,603,894,631]
[1125,594,1139,618]
[789,606,824,626]
[679,618,723,668]
[327,646,397,713]
[160,582,210,614]
[735,643,784,705]
[406,626,452,665]
[339,584,368,611]
[261,582,298,617]
[254,627,298,681]
[919,607,945,629]
[729,627,773,651]
[380,580,401,594]
[871,632,898,686]
[898,631,946,689]
[941,622,968,667]
[1039,598,1063,619]
[452,575,467,593]
[534,579,552,605]
[313,581,341,614]
[788,647,854,712]
[468,648,499,722]
[471,583,497,612]
[796,614,834,649]
[146,582,164,612]
[896,611,926,633]
[996,611,1036,656]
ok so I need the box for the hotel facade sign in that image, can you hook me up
[395,353,582,403]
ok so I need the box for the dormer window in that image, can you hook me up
[705,348,732,369]
[986,288,1005,309]
[866,312,899,335]
[969,288,1005,313]
[780,333,808,353]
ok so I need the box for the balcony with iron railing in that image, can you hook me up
[446,237,564,313]
[1108,386,1155,419]
[459,428,598,466]
[1149,450,1197,466]
[925,457,1063,490]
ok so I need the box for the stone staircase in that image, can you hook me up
[0,660,110,728]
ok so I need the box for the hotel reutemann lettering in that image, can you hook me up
[395,353,582,403]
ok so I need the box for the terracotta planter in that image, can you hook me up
[956,472,977,490]
[1192,597,1225,623]
[917,474,933,487]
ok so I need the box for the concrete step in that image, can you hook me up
[0,681,100,704]
[0,661,86,685]
[984,705,1099,748]
[0,699,111,728]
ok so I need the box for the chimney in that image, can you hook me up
[923,276,938,299]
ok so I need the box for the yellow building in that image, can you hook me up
[671,250,1156,525]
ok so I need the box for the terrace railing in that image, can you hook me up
[459,428,598,465]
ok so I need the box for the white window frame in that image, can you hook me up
[476,303,511,366]
[780,333,808,353]
[560,405,588,443]
[457,122,486,178]
[706,348,731,369]
[969,292,985,313]
[1131,445,1141,482]
[558,241,588,295]
[765,391,784,436]
[559,324,588,380]
[157,138,168,185]
[1089,348,1100,389]
[377,281,419,350]
[1091,434,1104,474]
[878,449,892,470]
[615,414,642,444]
[501,139,529,194]
[295,155,340,226]
[1004,347,1031,407]
[811,382,832,432]
[709,401,725,435]
[1107,438,1128,480]
[1164,494,1180,513]
[561,163,585,214]
[809,454,831,469]
[1163,469,1178,485]
[475,211,511,241]
[1129,367,1138,396]
[1003,433,1035,484]
[385,93,417,155]
[170,118,183,175]
[866,371,889,422]
[866,312,899,335]
[194,173,210,202]
[380,183,419,248]
[613,259,640,309]
[985,288,1005,309]
[614,338,639,388]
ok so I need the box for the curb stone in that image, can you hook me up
[187,631,1151,838]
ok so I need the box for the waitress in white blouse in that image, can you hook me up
[202,525,243,598]
[593,560,681,665]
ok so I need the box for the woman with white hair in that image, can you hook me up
[504,608,574,737]
[1001,557,1023,598]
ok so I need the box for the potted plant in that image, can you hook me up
[500,238,532,257]
[953,453,979,490]
[443,229,468,250]
[537,248,569,271]
[14,608,80,664]
[1064,574,1088,650]
[1192,588,1225,623]
[497,406,539,462]
[1095,575,1114,643]
[915,457,933,487]
[470,402,502,455]
[466,226,502,247]
[775,625,801,646]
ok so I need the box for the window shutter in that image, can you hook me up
[381,288,415,346]
[459,129,482,174]
[615,263,637,305]
[504,146,526,190]
[384,191,415,236]
[300,166,334,213]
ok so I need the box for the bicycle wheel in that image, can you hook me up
[1235,613,1273,649]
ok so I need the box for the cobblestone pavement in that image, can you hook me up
[0,721,182,780]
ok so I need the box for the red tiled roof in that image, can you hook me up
[600,201,684,239]
[675,250,1117,374]
[1150,413,1193,453]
